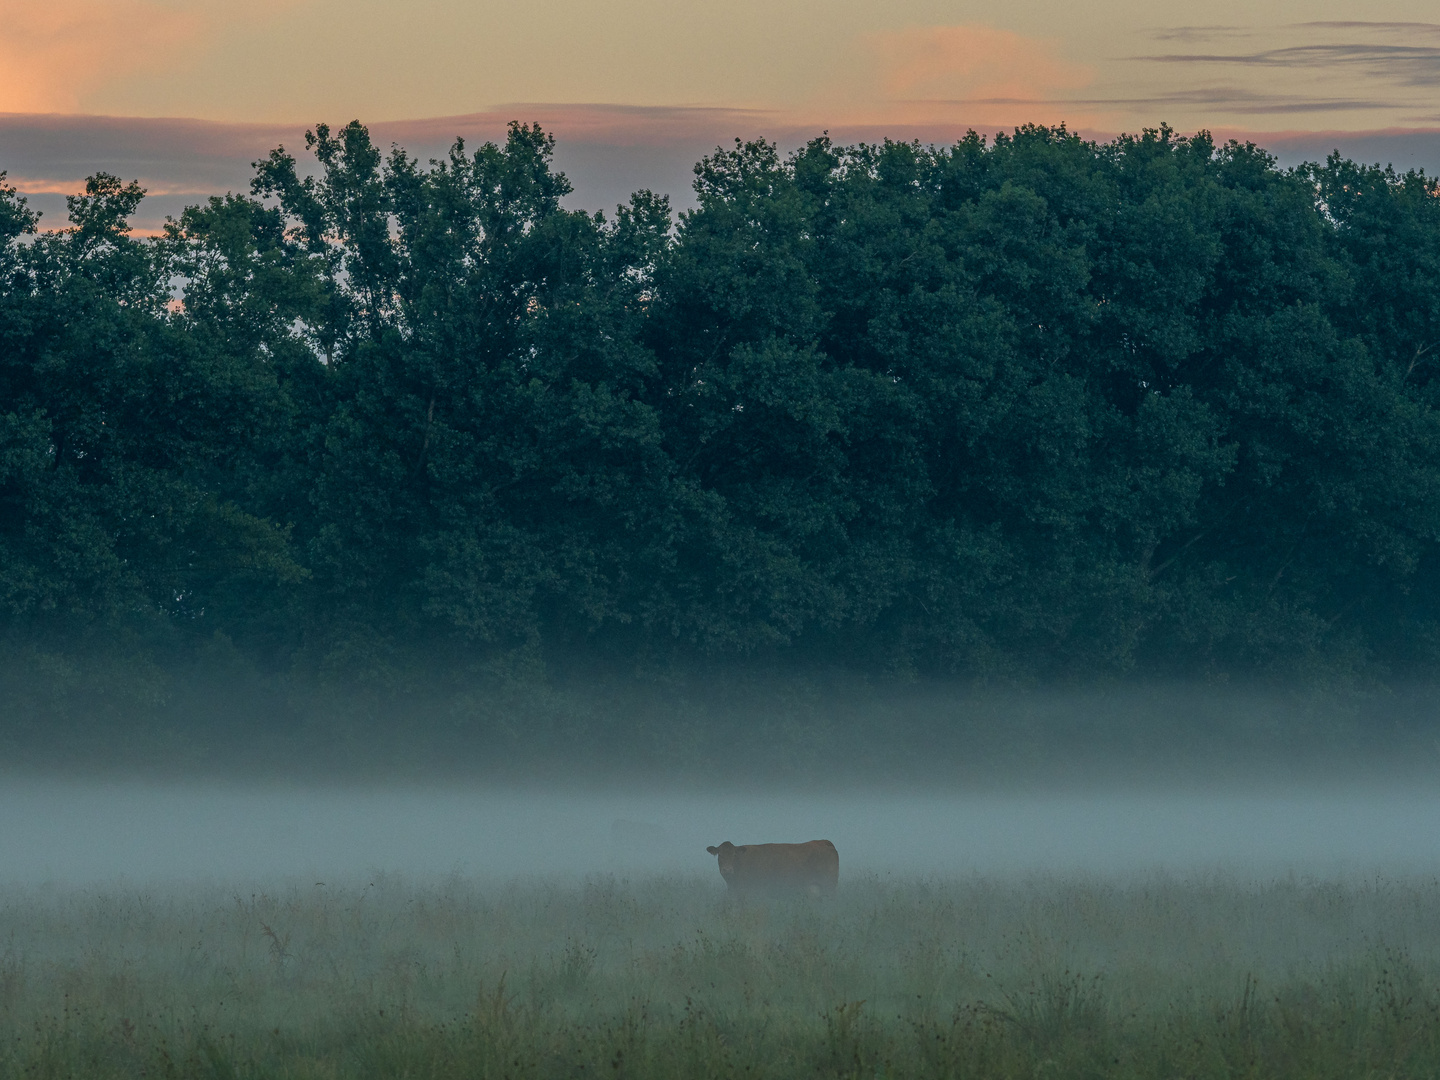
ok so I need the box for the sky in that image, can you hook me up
[2,0,1440,226]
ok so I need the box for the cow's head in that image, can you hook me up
[706,841,738,882]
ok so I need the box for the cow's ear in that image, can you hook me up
[706,846,719,855]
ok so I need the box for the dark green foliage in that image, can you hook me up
[0,173,304,656]
[4,122,1440,693]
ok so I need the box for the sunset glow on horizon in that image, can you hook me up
[3,0,1440,229]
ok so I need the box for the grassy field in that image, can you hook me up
[5,872,1440,1078]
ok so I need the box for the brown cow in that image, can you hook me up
[705,840,839,894]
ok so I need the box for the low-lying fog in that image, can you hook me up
[4,779,1440,886]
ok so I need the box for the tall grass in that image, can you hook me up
[5,873,1440,1077]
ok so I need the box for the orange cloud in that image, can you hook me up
[0,0,302,114]
[815,24,1096,129]
[0,1,209,112]
[880,25,1091,100]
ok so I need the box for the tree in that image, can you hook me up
[0,173,303,657]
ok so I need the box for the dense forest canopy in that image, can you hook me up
[4,121,1440,693]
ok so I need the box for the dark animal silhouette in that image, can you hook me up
[705,840,839,894]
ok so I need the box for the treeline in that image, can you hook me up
[4,121,1440,690]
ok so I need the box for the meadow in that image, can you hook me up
[5,872,1440,1078]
